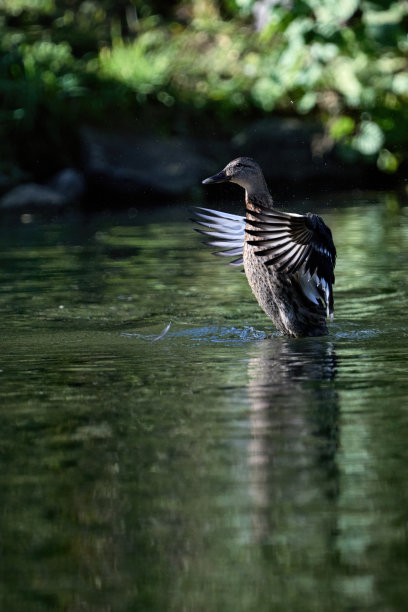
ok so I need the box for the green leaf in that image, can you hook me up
[353,120,385,156]
[377,148,399,173]
[330,116,355,140]
[297,92,317,114]
[392,73,408,96]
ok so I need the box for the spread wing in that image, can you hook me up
[246,204,336,317]
[191,207,245,268]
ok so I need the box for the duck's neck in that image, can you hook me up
[245,186,274,211]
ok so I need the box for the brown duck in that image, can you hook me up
[193,157,336,337]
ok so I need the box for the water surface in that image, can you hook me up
[1,192,408,611]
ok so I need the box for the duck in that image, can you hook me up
[192,157,336,337]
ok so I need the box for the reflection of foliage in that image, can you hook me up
[1,1,408,178]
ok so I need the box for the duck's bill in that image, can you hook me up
[202,170,230,184]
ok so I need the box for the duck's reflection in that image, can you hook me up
[246,336,339,542]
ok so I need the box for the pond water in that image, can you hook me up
[1,191,408,611]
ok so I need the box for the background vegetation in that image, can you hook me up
[1,0,408,185]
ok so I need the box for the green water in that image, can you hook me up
[1,192,408,612]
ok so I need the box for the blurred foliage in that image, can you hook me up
[1,0,408,180]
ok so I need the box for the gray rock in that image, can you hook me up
[0,168,86,212]
[80,120,365,205]
[80,126,215,201]
[0,183,65,210]
[48,168,85,202]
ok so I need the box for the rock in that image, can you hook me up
[0,183,65,211]
[1,117,380,214]
[80,120,376,207]
[0,168,86,212]
[48,168,85,202]
[80,126,215,204]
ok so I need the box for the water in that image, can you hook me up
[0,192,408,611]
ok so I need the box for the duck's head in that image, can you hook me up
[202,157,267,196]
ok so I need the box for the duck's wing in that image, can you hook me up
[191,207,246,268]
[246,204,336,317]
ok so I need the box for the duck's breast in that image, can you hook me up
[243,241,292,332]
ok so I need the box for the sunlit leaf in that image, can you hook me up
[392,73,408,96]
[353,121,385,156]
[330,116,355,140]
[377,148,399,173]
[297,91,316,114]
[305,0,360,25]
[329,57,364,106]
[251,77,282,111]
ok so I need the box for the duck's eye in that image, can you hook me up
[236,162,251,169]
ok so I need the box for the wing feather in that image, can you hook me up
[246,203,336,317]
[191,207,245,270]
